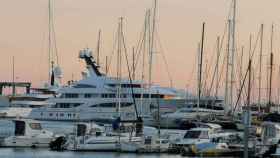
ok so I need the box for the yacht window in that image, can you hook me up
[151,94,162,98]
[109,94,116,98]
[179,109,192,113]
[85,94,92,98]
[91,94,99,98]
[68,113,71,118]
[102,94,116,98]
[58,103,70,108]
[200,131,209,139]
[49,113,53,116]
[85,93,100,98]
[161,140,169,144]
[184,131,202,139]
[73,84,96,88]
[143,94,149,98]
[101,94,108,98]
[107,84,116,87]
[60,113,64,117]
[121,102,133,107]
[40,112,43,116]
[133,94,141,98]
[29,123,42,130]
[121,94,127,98]
[73,103,81,107]
[15,121,25,136]
[91,102,133,108]
[121,84,141,88]
[65,93,79,98]
[99,103,115,108]
[264,127,276,137]
[144,137,152,145]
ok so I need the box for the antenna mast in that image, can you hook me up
[96,29,101,66]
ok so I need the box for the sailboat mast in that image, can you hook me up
[239,46,244,106]
[149,0,157,87]
[12,56,15,96]
[132,47,135,80]
[215,36,220,99]
[197,22,205,114]
[258,24,264,112]
[48,0,52,83]
[268,24,274,112]
[244,59,252,158]
[117,18,123,117]
[148,0,157,110]
[140,10,150,115]
[225,20,231,114]
[229,0,236,110]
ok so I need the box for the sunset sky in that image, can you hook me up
[1,0,280,98]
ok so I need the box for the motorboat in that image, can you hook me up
[168,123,243,152]
[65,121,142,151]
[159,105,224,129]
[0,119,54,148]
[120,136,170,153]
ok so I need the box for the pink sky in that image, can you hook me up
[0,0,280,99]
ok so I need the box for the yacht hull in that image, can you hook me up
[1,136,52,148]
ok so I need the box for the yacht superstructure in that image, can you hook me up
[29,48,181,122]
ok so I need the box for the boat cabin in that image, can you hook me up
[13,119,44,137]
[261,122,280,145]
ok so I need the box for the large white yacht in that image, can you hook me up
[0,86,59,118]
[29,48,182,122]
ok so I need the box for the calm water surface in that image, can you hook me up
[0,148,184,158]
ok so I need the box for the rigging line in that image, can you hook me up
[209,22,228,96]
[203,38,220,96]
[233,32,261,113]
[241,28,262,100]
[134,10,151,72]
[186,58,195,92]
[234,28,261,108]
[202,59,210,96]
[249,27,262,61]
[120,19,139,118]
[234,47,246,106]
[213,22,228,88]
[235,52,248,108]
[206,38,220,96]
[233,60,250,114]
[107,21,120,75]
[133,29,146,75]
[155,28,173,88]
